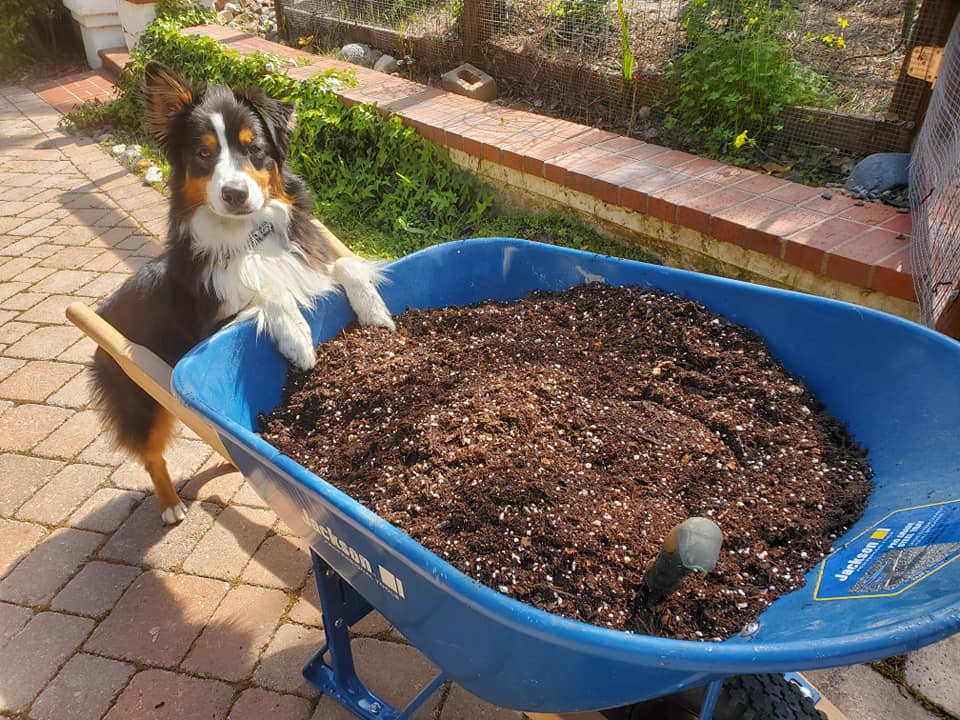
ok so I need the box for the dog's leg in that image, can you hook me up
[333,256,396,331]
[90,348,188,524]
[139,410,187,524]
[259,294,316,371]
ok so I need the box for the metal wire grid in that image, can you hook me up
[910,13,960,328]
[279,0,915,150]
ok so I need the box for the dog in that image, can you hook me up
[90,61,395,524]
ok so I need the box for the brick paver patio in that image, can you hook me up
[0,73,952,720]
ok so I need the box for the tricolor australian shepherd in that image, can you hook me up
[90,61,395,524]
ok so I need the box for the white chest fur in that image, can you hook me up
[190,202,335,318]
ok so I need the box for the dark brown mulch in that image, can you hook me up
[260,284,872,640]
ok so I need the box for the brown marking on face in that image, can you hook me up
[238,127,255,145]
[268,165,291,205]
[183,170,209,211]
[244,165,273,201]
[201,132,217,150]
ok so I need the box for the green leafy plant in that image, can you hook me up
[666,0,832,159]
[155,0,216,25]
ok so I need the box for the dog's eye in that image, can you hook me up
[196,147,212,159]
[248,145,265,158]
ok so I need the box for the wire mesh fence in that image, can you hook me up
[278,0,933,161]
[910,12,960,334]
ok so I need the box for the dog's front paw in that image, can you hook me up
[281,336,316,371]
[160,500,187,525]
[358,302,396,331]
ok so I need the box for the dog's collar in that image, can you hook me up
[249,220,275,246]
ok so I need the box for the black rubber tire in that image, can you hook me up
[603,674,827,720]
[712,674,828,720]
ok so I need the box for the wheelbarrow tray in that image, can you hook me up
[172,238,960,714]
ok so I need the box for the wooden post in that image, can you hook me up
[461,0,492,63]
[273,0,287,41]
[888,0,960,131]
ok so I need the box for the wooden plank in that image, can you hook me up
[888,0,960,128]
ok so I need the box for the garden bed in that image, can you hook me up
[260,283,873,640]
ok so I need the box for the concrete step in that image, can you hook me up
[97,47,132,80]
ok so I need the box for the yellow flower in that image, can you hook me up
[747,16,758,25]
[823,34,835,44]
[734,130,749,149]
[836,36,846,48]
[837,16,849,28]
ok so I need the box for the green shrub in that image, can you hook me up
[665,0,831,159]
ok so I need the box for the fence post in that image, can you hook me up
[888,0,960,132]
[462,0,491,63]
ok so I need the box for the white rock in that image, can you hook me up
[144,166,164,184]
[111,144,127,156]
[217,8,234,22]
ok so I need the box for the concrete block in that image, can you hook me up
[905,634,960,717]
[441,63,498,102]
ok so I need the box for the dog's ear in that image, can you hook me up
[142,61,195,146]
[237,88,297,160]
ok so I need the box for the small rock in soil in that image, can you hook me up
[261,285,872,640]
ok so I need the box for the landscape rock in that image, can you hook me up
[144,166,164,184]
[217,9,234,22]
[110,144,126,157]
[845,152,911,198]
[374,54,400,74]
[338,43,375,67]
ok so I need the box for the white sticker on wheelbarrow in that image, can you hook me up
[814,499,960,600]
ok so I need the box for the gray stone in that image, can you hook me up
[338,43,375,67]
[217,8,235,22]
[805,664,938,720]
[905,634,960,716]
[144,166,163,184]
[374,54,401,74]
[845,152,911,196]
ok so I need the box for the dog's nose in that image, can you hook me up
[221,183,249,208]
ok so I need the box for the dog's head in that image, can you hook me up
[142,61,296,218]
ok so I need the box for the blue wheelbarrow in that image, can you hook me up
[73,238,960,719]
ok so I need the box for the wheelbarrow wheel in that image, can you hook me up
[712,675,827,720]
[607,673,826,720]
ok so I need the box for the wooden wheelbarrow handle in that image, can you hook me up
[66,302,234,464]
